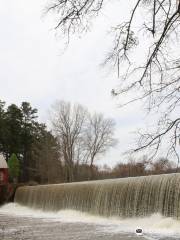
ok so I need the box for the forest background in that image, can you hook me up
[0,100,178,184]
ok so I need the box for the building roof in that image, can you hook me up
[0,154,8,168]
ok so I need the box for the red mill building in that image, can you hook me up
[0,154,8,185]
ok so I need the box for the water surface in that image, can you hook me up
[0,203,180,240]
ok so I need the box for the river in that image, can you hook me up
[0,203,180,240]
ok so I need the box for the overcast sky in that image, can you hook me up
[0,0,147,166]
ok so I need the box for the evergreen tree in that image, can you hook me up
[0,100,62,183]
[8,153,20,183]
[20,102,38,181]
[5,104,23,159]
[0,100,6,155]
[31,125,61,183]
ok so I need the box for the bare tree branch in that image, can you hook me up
[46,0,180,161]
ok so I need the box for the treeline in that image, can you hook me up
[0,100,116,184]
[95,157,179,180]
[0,100,60,183]
[0,99,177,185]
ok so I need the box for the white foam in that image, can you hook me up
[0,203,180,238]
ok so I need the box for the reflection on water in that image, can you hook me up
[0,203,180,240]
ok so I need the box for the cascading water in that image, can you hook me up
[15,173,180,218]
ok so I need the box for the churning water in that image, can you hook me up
[0,203,180,239]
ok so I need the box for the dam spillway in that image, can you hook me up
[15,173,180,218]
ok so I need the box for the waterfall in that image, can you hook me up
[15,173,180,218]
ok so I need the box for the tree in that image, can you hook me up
[31,125,62,184]
[8,153,20,183]
[85,113,117,178]
[20,102,38,181]
[50,101,88,182]
[152,157,176,174]
[46,1,180,161]
[0,101,6,155]
[4,104,23,159]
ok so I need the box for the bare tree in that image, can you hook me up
[152,157,172,174]
[50,101,87,182]
[50,101,117,181]
[46,0,180,161]
[85,113,117,178]
[45,0,105,42]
